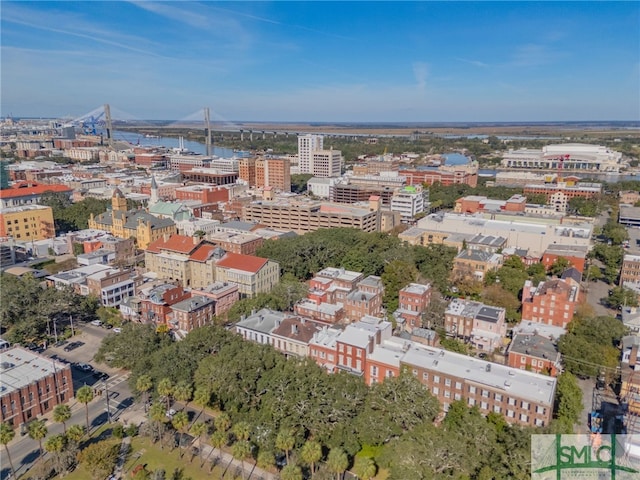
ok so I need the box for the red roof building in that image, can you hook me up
[0,182,73,208]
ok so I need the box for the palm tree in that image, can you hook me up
[44,433,67,475]
[300,439,323,479]
[256,450,275,470]
[136,374,153,413]
[66,424,85,445]
[232,421,250,442]
[0,422,16,479]
[149,402,167,449]
[171,411,189,456]
[28,419,48,457]
[76,385,94,434]
[275,428,295,464]
[53,404,72,434]
[280,464,303,480]
[190,422,207,464]
[231,439,252,480]
[353,456,377,480]
[208,430,228,472]
[192,386,211,418]
[157,378,174,411]
[326,448,349,480]
[173,381,193,410]
[213,412,231,433]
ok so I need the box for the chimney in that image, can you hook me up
[291,324,298,335]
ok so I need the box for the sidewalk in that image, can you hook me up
[197,443,279,480]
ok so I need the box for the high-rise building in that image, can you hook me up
[257,158,291,192]
[298,134,323,174]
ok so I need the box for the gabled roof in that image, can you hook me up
[190,244,216,262]
[215,252,269,273]
[147,234,198,254]
[0,182,72,199]
[271,317,321,343]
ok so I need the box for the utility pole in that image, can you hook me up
[69,315,75,337]
[104,103,114,149]
[53,320,58,343]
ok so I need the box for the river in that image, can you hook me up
[109,130,250,158]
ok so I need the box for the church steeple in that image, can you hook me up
[112,187,127,212]
[150,175,159,206]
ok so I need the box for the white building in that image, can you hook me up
[390,185,426,222]
[297,135,342,177]
[307,177,339,199]
[502,143,623,172]
[175,217,220,237]
[298,134,323,174]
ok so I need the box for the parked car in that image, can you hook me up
[90,320,103,327]
[63,341,82,352]
[77,363,93,372]
[166,408,177,419]
[113,328,122,334]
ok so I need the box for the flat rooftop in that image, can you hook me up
[401,342,556,406]
[1,347,69,396]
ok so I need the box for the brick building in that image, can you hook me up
[521,278,579,329]
[170,295,216,333]
[139,283,191,326]
[454,194,527,215]
[192,282,240,319]
[507,333,561,377]
[0,347,73,428]
[444,299,507,351]
[621,255,640,287]
[394,283,432,332]
[541,245,589,274]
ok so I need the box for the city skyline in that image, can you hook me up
[2,1,639,122]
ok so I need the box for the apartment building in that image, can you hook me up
[0,204,55,241]
[390,185,426,222]
[444,299,507,351]
[175,185,229,204]
[541,245,589,273]
[170,295,216,333]
[523,182,602,213]
[0,347,73,428]
[235,308,288,346]
[452,249,503,281]
[86,268,136,307]
[294,299,345,325]
[139,283,191,326]
[192,282,239,319]
[394,283,432,332]
[521,278,579,329]
[0,181,72,208]
[401,343,555,427]
[256,158,291,192]
[507,333,561,377]
[620,255,640,287]
[272,317,322,358]
[208,231,264,256]
[181,168,238,185]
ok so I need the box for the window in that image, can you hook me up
[455,382,462,390]
[454,393,461,401]
[508,397,516,406]
[469,386,476,394]
[480,401,488,410]
[495,393,502,402]
[433,375,440,384]
[386,370,394,378]
[481,390,489,398]
[444,390,451,398]
[433,387,439,395]
[520,414,529,422]
[520,356,526,363]
[521,401,530,410]
[535,418,544,427]
[371,365,378,376]
[494,405,501,413]
[422,372,429,380]
[412,369,418,376]
[468,398,476,406]
[507,410,515,418]
[536,406,546,414]
[444,378,451,387]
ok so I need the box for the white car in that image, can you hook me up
[113,328,122,334]
[90,320,103,327]
[166,408,177,418]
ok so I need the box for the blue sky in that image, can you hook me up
[2,1,639,122]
